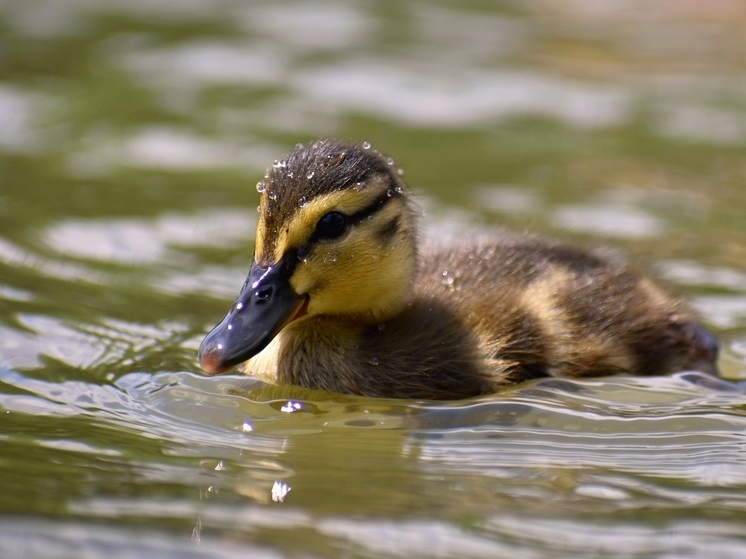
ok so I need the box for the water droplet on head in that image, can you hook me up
[256,205,261,212]
[354,181,365,191]
[397,168,404,176]
[369,357,379,366]
[273,159,287,169]
[326,152,346,166]
[268,190,277,201]
[297,247,309,262]
[395,185,403,194]
[287,170,294,178]
[295,143,304,150]
[386,157,394,166]
[256,180,266,193]
[378,323,386,331]
[386,189,393,197]
[298,196,307,207]
[306,170,315,180]
[323,251,338,264]
[468,253,475,260]
[441,270,455,289]
[362,141,371,149]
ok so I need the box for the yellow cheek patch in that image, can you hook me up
[289,263,314,295]
[250,174,413,321]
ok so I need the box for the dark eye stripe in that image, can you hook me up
[293,187,400,261]
[374,215,400,244]
[349,190,396,225]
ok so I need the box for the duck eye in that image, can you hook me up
[315,211,347,240]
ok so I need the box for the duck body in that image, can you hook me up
[199,141,719,399]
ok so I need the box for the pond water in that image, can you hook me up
[2,1,746,557]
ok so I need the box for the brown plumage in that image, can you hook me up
[198,140,719,399]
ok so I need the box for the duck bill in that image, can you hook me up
[199,258,304,375]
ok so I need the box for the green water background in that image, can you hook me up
[1,1,746,557]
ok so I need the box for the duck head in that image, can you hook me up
[199,141,418,374]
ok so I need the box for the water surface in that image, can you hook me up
[1,1,746,557]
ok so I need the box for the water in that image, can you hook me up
[2,1,746,557]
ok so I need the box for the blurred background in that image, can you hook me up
[1,1,746,558]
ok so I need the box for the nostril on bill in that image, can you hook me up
[255,285,273,303]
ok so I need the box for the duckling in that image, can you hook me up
[198,140,719,399]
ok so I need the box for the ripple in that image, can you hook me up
[485,516,746,559]
[0,316,105,370]
[1,1,232,37]
[0,315,189,371]
[404,375,746,486]
[43,208,255,265]
[0,237,111,284]
[692,295,746,330]
[123,41,286,88]
[3,364,746,558]
[0,284,33,302]
[67,127,277,175]
[0,84,48,153]
[472,185,542,214]
[657,104,746,145]
[660,260,746,292]
[239,2,372,50]
[551,203,665,238]
[156,264,247,299]
[414,6,527,59]
[0,518,284,559]
[293,62,631,128]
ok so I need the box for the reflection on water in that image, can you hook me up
[294,63,631,128]
[68,126,278,177]
[0,85,46,153]
[2,367,746,558]
[44,208,255,264]
[1,0,746,558]
[551,203,665,238]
